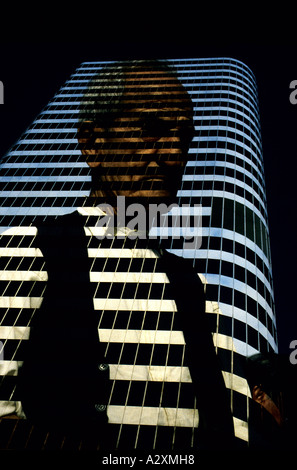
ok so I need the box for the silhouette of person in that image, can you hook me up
[14,60,235,451]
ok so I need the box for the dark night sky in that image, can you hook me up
[0,40,296,356]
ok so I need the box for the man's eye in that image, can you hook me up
[142,122,172,136]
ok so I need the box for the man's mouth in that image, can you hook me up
[139,175,167,181]
[142,177,165,181]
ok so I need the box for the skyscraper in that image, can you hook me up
[0,58,278,451]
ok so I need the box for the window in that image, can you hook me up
[221,261,233,277]
[234,241,245,258]
[235,265,245,282]
[235,201,245,235]
[233,318,246,342]
[247,296,257,318]
[219,286,233,304]
[209,237,221,250]
[246,247,255,264]
[222,238,233,253]
[207,259,220,274]
[246,270,256,289]
[234,290,246,310]
[248,326,259,349]
[223,198,234,231]
[232,391,248,422]
[211,197,223,227]
[245,206,254,241]
[218,315,232,336]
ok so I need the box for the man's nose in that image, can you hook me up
[147,161,160,167]
[141,134,161,143]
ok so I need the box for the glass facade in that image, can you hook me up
[0,58,277,451]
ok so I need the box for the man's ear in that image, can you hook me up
[77,120,101,168]
[77,120,95,150]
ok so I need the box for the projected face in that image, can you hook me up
[78,66,194,207]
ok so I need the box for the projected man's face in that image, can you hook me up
[78,69,194,205]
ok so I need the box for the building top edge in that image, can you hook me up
[78,57,256,80]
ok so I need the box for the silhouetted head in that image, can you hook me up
[78,60,194,210]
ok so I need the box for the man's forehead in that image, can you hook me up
[89,115,192,133]
[123,67,188,92]
[124,67,180,78]
[117,110,192,118]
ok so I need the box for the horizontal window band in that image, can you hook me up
[107,405,199,428]
[188,137,262,164]
[0,318,276,353]
[109,365,250,398]
[191,127,261,148]
[0,303,274,350]
[15,138,78,145]
[32,106,258,130]
[0,247,160,258]
[98,329,185,345]
[212,332,271,357]
[186,147,264,177]
[109,364,191,383]
[23,113,259,142]
[80,58,254,70]
[73,73,256,97]
[0,362,192,382]
[0,191,87,198]
[0,260,272,301]
[0,342,186,366]
[90,272,169,284]
[93,298,177,312]
[203,272,272,310]
[33,118,79,124]
[198,249,271,287]
[0,271,48,281]
[0,226,38,236]
[17,136,183,145]
[206,301,276,349]
[0,360,251,398]
[0,296,176,312]
[0,176,90,182]
[0,326,30,340]
[0,271,169,284]
[24,128,77,134]
[0,207,87,216]
[233,417,249,442]
[0,226,202,240]
[190,97,258,118]
[6,150,81,156]
[181,180,266,214]
[0,234,272,280]
[183,162,265,191]
[50,88,258,112]
[0,248,43,257]
[0,226,270,268]
[91,248,160,259]
[0,255,271,292]
[0,297,43,309]
[0,162,86,169]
